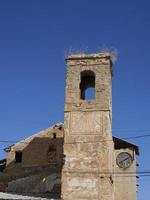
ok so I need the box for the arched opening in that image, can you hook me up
[80,70,95,100]
[85,87,95,100]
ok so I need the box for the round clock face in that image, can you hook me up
[116,152,133,169]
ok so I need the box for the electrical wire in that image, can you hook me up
[0,133,149,145]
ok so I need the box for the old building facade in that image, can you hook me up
[0,52,139,199]
[0,124,64,197]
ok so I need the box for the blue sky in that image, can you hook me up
[0,0,150,199]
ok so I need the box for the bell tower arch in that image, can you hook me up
[61,52,114,200]
[80,70,95,100]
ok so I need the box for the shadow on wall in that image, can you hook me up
[0,136,64,199]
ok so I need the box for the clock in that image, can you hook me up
[116,152,133,169]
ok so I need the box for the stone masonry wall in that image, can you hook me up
[61,53,114,200]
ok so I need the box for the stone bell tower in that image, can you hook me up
[61,52,114,200]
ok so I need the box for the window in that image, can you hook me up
[80,70,95,100]
[53,133,56,139]
[15,151,22,163]
[47,146,57,163]
[48,146,56,153]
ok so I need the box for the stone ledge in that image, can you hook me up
[66,52,111,60]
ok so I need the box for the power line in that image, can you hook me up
[62,170,150,174]
[61,171,150,179]
[0,133,149,146]
[122,134,150,140]
[112,129,150,132]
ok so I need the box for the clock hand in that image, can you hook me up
[119,156,130,164]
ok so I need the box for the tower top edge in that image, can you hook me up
[66,51,113,62]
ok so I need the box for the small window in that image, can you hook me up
[47,146,57,163]
[80,70,95,100]
[15,151,22,163]
[48,146,56,152]
[53,133,56,139]
[58,126,63,130]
